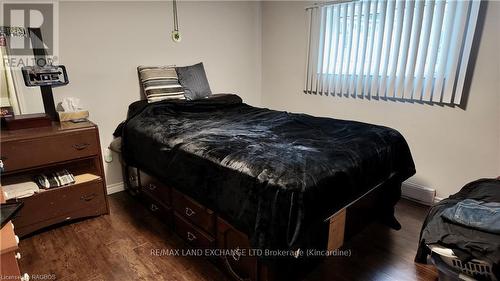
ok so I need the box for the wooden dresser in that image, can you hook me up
[0,121,109,237]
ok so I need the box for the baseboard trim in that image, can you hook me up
[402,181,436,206]
[107,182,125,195]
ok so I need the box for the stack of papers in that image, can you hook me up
[3,181,40,200]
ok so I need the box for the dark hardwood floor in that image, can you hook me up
[18,192,438,281]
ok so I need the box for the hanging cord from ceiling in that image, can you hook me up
[173,0,179,32]
[171,0,181,42]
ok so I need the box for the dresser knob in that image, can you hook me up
[148,183,157,191]
[15,252,21,259]
[21,273,30,281]
[185,207,196,217]
[187,231,197,241]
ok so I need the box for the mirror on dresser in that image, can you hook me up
[1,27,44,117]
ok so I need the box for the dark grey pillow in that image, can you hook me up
[176,63,212,100]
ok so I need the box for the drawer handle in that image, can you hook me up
[148,183,157,191]
[221,232,250,281]
[185,207,196,217]
[232,247,241,261]
[15,252,21,260]
[72,143,90,150]
[81,193,97,201]
[150,204,159,212]
[21,273,30,281]
[187,231,197,241]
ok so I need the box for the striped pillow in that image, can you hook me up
[138,66,185,103]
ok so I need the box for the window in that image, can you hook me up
[304,0,481,105]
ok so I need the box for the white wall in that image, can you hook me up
[53,1,262,187]
[261,1,500,198]
[48,1,499,197]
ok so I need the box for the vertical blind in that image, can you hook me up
[304,0,481,105]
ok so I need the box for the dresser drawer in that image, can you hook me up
[142,191,172,222]
[11,179,106,229]
[139,171,171,206]
[0,251,21,278]
[174,213,214,249]
[1,129,99,172]
[172,189,215,235]
[125,166,140,190]
[15,202,108,238]
[217,217,258,281]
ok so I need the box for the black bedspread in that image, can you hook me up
[117,94,415,253]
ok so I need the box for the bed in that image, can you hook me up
[115,94,415,280]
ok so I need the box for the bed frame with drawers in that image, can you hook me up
[121,163,401,281]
